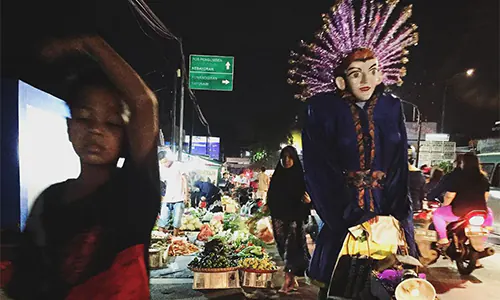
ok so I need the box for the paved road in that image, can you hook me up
[428,235,500,300]
[151,236,500,299]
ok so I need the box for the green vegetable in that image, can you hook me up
[188,238,238,269]
[223,213,246,232]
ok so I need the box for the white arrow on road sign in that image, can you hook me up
[225,62,231,70]
[222,80,230,85]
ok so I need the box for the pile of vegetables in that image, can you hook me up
[235,244,264,257]
[180,214,203,231]
[185,207,203,219]
[223,213,246,232]
[202,212,215,223]
[188,238,238,269]
[212,230,266,248]
[209,218,224,234]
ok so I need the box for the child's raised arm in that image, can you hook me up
[42,35,159,164]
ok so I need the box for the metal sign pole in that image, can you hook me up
[178,67,184,162]
[416,110,422,167]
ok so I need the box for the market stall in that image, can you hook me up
[149,198,278,290]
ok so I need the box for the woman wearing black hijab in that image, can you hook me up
[267,146,311,294]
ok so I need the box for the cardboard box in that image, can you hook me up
[242,271,274,288]
[192,270,240,289]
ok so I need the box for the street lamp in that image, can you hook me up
[440,68,475,133]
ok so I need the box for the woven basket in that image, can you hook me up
[188,266,240,273]
[242,268,277,274]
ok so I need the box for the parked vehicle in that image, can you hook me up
[478,152,500,234]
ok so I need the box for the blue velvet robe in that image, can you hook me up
[302,92,416,284]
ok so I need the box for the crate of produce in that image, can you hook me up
[237,248,277,288]
[241,269,276,288]
[190,267,240,289]
[188,238,240,289]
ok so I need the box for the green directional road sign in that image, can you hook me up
[189,55,234,91]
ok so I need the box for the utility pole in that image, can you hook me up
[189,106,194,154]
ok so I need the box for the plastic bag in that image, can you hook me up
[255,217,274,244]
[197,224,214,242]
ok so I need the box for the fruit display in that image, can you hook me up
[235,244,277,271]
[180,214,203,231]
[239,256,277,272]
[188,238,238,269]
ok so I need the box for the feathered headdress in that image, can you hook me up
[288,0,419,101]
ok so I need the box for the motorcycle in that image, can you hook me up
[414,200,495,275]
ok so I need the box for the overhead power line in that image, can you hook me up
[128,0,211,134]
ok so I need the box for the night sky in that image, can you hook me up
[2,0,499,156]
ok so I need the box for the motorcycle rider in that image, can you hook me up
[427,155,464,202]
[432,152,494,247]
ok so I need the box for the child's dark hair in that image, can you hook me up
[66,69,122,112]
[66,68,130,160]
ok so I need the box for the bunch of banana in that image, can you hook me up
[239,257,276,271]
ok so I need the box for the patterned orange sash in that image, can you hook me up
[345,94,379,212]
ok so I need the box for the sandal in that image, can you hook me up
[436,239,450,248]
[279,273,293,294]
